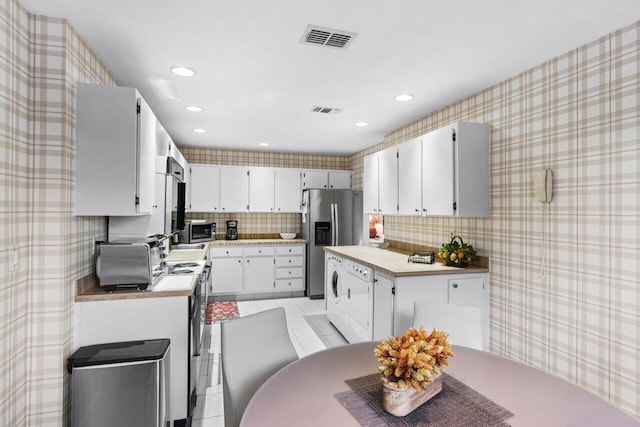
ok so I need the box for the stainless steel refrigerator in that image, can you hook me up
[301,189,364,299]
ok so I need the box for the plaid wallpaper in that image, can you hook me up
[1,0,116,425]
[347,21,640,419]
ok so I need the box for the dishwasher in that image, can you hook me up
[342,259,374,343]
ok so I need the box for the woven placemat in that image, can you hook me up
[336,373,514,427]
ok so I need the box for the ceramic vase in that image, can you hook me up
[381,373,442,417]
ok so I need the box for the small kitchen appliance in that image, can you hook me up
[225,220,238,240]
[96,236,167,292]
[179,221,216,243]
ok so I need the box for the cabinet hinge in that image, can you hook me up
[135,195,140,205]
[247,170,250,176]
[396,151,399,158]
[391,286,396,295]
[246,204,250,211]
[136,100,141,114]
[452,129,456,142]
[453,201,457,211]
[397,204,399,211]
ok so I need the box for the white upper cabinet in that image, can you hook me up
[422,122,489,217]
[328,171,352,189]
[75,83,156,215]
[365,122,489,218]
[398,137,422,215]
[363,148,397,214]
[274,168,301,213]
[301,170,328,189]
[189,164,220,212]
[378,148,398,215]
[249,167,275,212]
[422,125,456,216]
[363,154,379,214]
[220,167,249,212]
[301,169,352,190]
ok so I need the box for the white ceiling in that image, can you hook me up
[20,0,640,155]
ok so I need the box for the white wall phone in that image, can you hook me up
[534,169,553,203]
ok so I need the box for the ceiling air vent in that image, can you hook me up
[300,25,357,50]
[311,106,342,114]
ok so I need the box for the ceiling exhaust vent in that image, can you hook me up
[311,106,343,114]
[300,25,357,50]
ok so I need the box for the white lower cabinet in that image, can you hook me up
[244,247,276,292]
[211,244,305,296]
[75,296,190,423]
[275,245,304,291]
[392,272,489,350]
[210,247,243,294]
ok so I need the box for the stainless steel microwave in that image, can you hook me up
[181,222,216,243]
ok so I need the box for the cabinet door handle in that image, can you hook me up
[237,259,241,263]
[452,283,458,288]
[348,288,351,298]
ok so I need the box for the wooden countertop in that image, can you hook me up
[324,245,489,277]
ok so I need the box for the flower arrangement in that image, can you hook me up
[438,235,477,267]
[374,327,455,391]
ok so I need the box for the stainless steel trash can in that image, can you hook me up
[67,339,170,427]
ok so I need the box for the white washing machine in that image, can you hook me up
[326,254,346,333]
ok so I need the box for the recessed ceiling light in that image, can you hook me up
[193,128,206,134]
[394,93,414,102]
[171,66,196,77]
[185,105,203,112]
[259,142,270,147]
[354,122,369,127]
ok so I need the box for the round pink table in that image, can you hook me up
[241,342,639,427]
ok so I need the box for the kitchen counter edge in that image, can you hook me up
[206,238,307,246]
[324,246,489,277]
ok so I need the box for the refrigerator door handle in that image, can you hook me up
[333,203,339,246]
[330,203,335,245]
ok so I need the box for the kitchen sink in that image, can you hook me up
[171,243,206,251]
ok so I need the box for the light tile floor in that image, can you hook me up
[191,297,347,427]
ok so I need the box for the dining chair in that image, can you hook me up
[412,300,484,351]
[221,307,299,427]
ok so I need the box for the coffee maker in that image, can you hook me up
[225,220,238,240]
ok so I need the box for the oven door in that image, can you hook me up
[189,284,201,416]
[199,264,211,346]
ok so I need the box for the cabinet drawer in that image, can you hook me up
[275,245,304,256]
[276,267,303,279]
[210,247,243,258]
[244,246,275,257]
[275,278,304,291]
[275,256,303,267]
